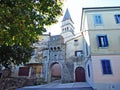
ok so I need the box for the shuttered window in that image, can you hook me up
[101,60,112,74]
[94,14,103,25]
[97,35,109,47]
[114,14,120,24]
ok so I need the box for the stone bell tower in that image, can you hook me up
[61,8,75,42]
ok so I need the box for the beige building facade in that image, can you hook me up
[81,7,120,90]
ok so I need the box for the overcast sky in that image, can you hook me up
[45,0,120,35]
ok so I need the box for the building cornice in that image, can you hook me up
[83,6,120,10]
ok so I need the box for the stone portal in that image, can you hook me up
[51,63,61,81]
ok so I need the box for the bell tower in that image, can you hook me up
[61,8,75,42]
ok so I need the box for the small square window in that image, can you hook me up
[74,39,78,42]
[75,50,82,57]
[94,14,103,25]
[74,39,78,46]
[101,60,112,74]
[114,14,120,24]
[97,35,109,47]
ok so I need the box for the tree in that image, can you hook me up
[0,0,63,68]
[0,45,33,68]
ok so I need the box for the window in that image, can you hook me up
[62,29,64,32]
[86,43,88,56]
[94,14,103,25]
[0,73,2,78]
[97,35,109,47]
[65,28,66,31]
[67,27,69,30]
[57,47,60,50]
[101,60,112,74]
[114,14,120,24]
[74,39,78,42]
[18,67,29,76]
[50,47,53,51]
[88,65,90,77]
[54,47,56,51]
[74,39,78,46]
[75,50,82,57]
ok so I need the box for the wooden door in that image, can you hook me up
[75,67,86,82]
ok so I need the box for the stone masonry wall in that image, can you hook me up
[61,62,74,83]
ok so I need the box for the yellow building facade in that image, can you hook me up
[81,7,120,90]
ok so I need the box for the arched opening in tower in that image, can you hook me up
[51,63,61,81]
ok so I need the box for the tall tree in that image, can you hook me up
[0,0,63,68]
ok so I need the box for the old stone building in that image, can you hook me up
[44,9,85,83]
[14,8,85,83]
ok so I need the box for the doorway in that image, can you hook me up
[75,67,86,82]
[51,63,61,81]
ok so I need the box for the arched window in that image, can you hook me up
[67,27,69,30]
[57,47,60,50]
[50,47,53,51]
[65,28,66,31]
[54,47,56,51]
[63,29,64,32]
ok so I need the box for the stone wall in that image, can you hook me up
[0,77,27,90]
[62,62,74,83]
[0,77,47,90]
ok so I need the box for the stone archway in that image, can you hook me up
[75,67,86,82]
[50,62,61,81]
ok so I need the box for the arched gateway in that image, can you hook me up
[50,62,61,81]
[75,67,86,82]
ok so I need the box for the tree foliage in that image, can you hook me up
[0,45,33,68]
[0,0,63,68]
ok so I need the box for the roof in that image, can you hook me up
[62,8,73,22]
[82,6,120,11]
[25,63,43,66]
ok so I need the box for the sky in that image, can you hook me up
[45,0,120,35]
